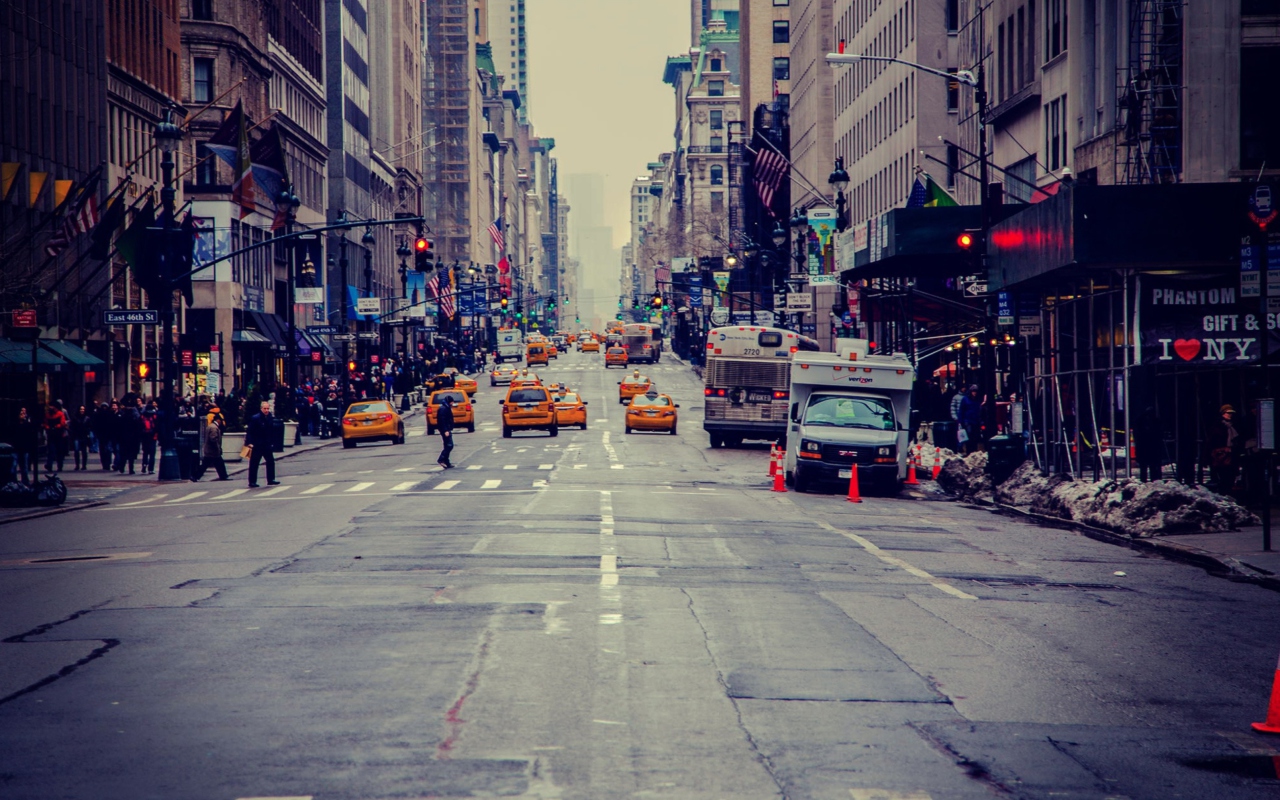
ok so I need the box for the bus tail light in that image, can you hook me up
[799,364,809,369]
[772,391,788,400]
[790,346,798,353]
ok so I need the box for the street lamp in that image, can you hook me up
[279,187,302,445]
[828,157,850,232]
[361,227,375,363]
[153,107,183,482]
[395,238,412,410]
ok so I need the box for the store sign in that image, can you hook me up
[295,287,325,304]
[1139,275,1280,365]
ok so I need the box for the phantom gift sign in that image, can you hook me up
[1139,275,1280,364]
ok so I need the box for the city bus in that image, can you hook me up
[702,325,820,448]
[620,322,663,364]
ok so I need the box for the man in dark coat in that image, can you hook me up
[91,402,116,470]
[245,401,279,487]
[114,397,141,474]
[436,395,455,469]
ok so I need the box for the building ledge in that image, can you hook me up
[987,81,1041,127]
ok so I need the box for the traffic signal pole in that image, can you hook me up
[155,117,182,481]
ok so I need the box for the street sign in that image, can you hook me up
[356,332,379,340]
[785,293,814,312]
[295,287,324,304]
[963,281,988,297]
[356,298,381,315]
[181,350,194,367]
[331,333,356,342]
[103,309,159,325]
[997,291,1015,326]
[809,274,839,285]
[306,325,343,335]
[774,293,787,307]
[414,325,437,332]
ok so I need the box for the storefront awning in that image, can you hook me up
[41,339,105,366]
[232,329,272,344]
[245,311,290,349]
[0,337,101,371]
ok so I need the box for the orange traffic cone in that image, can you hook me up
[769,444,778,477]
[931,450,942,480]
[772,449,786,493]
[845,464,862,503]
[904,450,919,485]
[1253,653,1280,734]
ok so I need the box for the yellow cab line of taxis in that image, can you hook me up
[501,383,558,438]
[604,346,628,367]
[341,400,406,448]
[552,391,588,429]
[579,337,600,353]
[426,389,475,434]
[526,342,549,366]
[625,391,679,435]
[617,370,652,404]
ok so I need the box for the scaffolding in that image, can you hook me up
[425,0,472,261]
[1115,0,1183,185]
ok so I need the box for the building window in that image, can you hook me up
[1046,0,1066,60]
[710,165,724,185]
[1044,94,1067,171]
[946,144,960,189]
[946,0,959,31]
[711,192,724,213]
[710,136,724,153]
[710,109,723,130]
[1006,157,1037,203]
[710,58,723,72]
[774,0,789,5]
[1241,46,1280,170]
[772,57,790,81]
[193,58,214,103]
[195,143,217,185]
[773,20,790,43]
[708,80,724,96]
[947,68,960,111]
[192,0,213,20]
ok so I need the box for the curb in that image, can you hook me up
[0,500,111,527]
[962,495,1280,594]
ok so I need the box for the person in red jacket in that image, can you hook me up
[43,400,69,473]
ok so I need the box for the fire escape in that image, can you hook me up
[1115,0,1183,184]
[426,0,472,261]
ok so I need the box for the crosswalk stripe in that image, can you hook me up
[345,482,375,493]
[167,492,207,503]
[434,480,460,490]
[466,464,482,470]
[393,467,415,473]
[256,486,290,497]
[391,481,417,491]
[503,464,518,470]
[301,484,333,495]
[120,494,167,506]
[538,463,553,470]
[481,479,502,489]
[211,489,248,501]
[407,430,425,437]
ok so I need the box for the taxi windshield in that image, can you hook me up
[509,389,548,403]
[558,393,580,403]
[803,394,895,430]
[632,395,669,406]
[434,392,466,404]
[347,402,392,414]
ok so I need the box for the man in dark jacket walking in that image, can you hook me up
[245,401,279,487]
[436,395,455,469]
[91,402,116,470]
[114,397,141,474]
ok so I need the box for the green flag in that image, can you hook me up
[115,199,155,271]
[924,174,959,207]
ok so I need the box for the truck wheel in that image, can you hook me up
[709,433,723,448]
[793,467,810,493]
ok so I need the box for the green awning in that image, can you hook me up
[0,337,91,371]
[40,340,104,367]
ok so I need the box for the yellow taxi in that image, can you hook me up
[618,370,653,404]
[341,400,405,448]
[579,338,600,353]
[553,391,588,429]
[605,346,628,367]
[443,368,478,396]
[426,389,475,434]
[527,342,549,366]
[490,365,519,386]
[545,381,567,395]
[624,391,679,435]
[546,342,559,359]
[510,370,542,389]
[501,384,558,437]
[566,333,577,344]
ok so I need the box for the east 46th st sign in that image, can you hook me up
[103,310,160,325]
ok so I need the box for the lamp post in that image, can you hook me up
[361,227,375,364]
[828,157,850,232]
[336,227,351,409]
[280,187,302,444]
[153,108,183,481]
[396,237,412,409]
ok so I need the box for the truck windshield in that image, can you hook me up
[803,394,895,430]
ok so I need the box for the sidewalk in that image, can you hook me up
[0,405,423,526]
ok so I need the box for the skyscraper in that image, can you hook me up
[490,0,530,121]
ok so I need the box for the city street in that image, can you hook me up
[0,351,1277,799]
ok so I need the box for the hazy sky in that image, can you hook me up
[525,0,689,249]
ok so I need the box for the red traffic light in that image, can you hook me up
[956,232,975,249]
[414,237,431,253]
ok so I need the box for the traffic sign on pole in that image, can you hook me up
[103,309,160,325]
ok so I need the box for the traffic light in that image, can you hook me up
[633,297,641,310]
[651,293,663,310]
[414,237,433,271]
[515,305,524,321]
[956,231,974,249]
[136,361,150,379]
[348,359,358,372]
[548,294,556,310]
[500,296,509,314]
[956,229,982,252]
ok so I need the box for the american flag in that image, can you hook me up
[429,271,456,319]
[44,170,103,257]
[751,138,789,216]
[487,216,505,250]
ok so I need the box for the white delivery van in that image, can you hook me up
[495,329,524,363]
[785,339,915,494]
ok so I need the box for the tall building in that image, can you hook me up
[692,0,741,47]
[490,0,530,121]
[740,0,792,125]
[788,0,835,214]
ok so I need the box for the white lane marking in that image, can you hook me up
[393,467,415,473]
[391,481,418,492]
[407,430,425,437]
[210,489,248,501]
[345,482,375,493]
[434,480,460,490]
[119,495,167,506]
[573,464,589,469]
[610,464,625,470]
[538,463,553,470]
[817,520,978,600]
[357,470,374,474]
[503,464,518,470]
[481,479,502,489]
[166,492,206,503]
[301,484,333,495]
[600,554,617,572]
[256,486,290,497]
[532,479,547,488]
[466,464,483,470]
[601,431,619,463]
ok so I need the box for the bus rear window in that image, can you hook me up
[758,332,783,347]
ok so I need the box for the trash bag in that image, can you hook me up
[0,481,36,508]
[33,476,67,507]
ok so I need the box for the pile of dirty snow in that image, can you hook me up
[989,461,1257,537]
[935,450,992,500]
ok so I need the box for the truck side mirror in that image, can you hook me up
[790,403,799,423]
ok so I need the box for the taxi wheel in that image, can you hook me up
[580,420,588,430]
[625,425,632,434]
[548,424,559,437]
[502,425,512,438]
[670,423,678,435]
[342,438,356,449]
[395,428,405,445]
[467,422,475,433]
[426,423,434,436]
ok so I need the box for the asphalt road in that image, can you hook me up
[2,348,1280,799]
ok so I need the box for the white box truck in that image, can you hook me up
[784,339,915,494]
[495,329,524,363]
